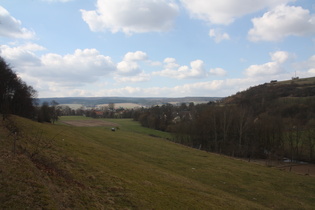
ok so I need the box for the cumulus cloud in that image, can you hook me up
[81,0,179,34]
[116,51,148,76]
[40,51,115,88]
[0,45,116,87]
[154,58,207,79]
[123,51,148,61]
[163,57,179,69]
[248,4,315,42]
[0,43,45,67]
[271,51,291,64]
[0,45,154,96]
[0,6,35,39]
[209,28,230,43]
[116,60,141,76]
[245,51,290,77]
[180,0,294,25]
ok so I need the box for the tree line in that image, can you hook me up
[133,83,315,163]
[0,57,61,123]
[0,57,37,120]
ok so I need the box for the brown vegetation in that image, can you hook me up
[61,120,118,127]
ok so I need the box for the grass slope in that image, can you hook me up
[1,116,315,209]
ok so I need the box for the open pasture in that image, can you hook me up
[1,116,315,209]
[61,119,118,127]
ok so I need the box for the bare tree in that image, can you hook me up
[306,120,315,162]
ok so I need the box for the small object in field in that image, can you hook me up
[111,128,116,132]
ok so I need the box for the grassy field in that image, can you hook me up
[1,116,315,209]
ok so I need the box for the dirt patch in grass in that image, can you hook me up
[61,120,119,127]
[244,159,315,177]
[277,164,315,176]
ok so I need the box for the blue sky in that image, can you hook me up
[0,0,314,98]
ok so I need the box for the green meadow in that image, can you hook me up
[1,116,315,209]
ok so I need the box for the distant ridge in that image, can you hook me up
[37,96,222,107]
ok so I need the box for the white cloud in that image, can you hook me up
[0,44,45,67]
[40,49,116,84]
[209,68,227,76]
[248,4,315,42]
[0,45,116,88]
[294,55,315,75]
[92,77,262,98]
[307,55,315,68]
[95,86,143,97]
[116,51,148,76]
[0,45,154,96]
[148,60,162,66]
[180,0,294,25]
[209,28,230,43]
[116,60,141,76]
[114,72,150,83]
[0,6,35,39]
[154,59,207,79]
[245,62,282,77]
[80,0,179,34]
[271,51,290,63]
[123,51,148,61]
[34,72,293,98]
[245,51,290,77]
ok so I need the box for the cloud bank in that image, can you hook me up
[81,0,179,34]
[154,58,208,79]
[180,0,294,25]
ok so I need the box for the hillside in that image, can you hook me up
[1,116,315,209]
[222,76,315,127]
[223,77,315,107]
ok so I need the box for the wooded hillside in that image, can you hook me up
[134,77,315,162]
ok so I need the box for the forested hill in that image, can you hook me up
[134,76,315,162]
[223,77,315,117]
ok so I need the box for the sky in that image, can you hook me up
[0,0,314,98]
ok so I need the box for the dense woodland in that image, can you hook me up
[133,80,315,163]
[0,57,60,123]
[0,57,37,120]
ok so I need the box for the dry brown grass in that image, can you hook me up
[61,119,118,127]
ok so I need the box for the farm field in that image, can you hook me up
[96,103,143,109]
[1,116,315,209]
